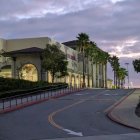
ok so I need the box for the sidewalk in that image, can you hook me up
[108,89,140,130]
[42,133,140,140]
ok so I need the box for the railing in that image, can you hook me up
[0,85,82,112]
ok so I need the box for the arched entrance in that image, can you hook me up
[76,75,79,87]
[71,74,75,87]
[20,64,38,81]
[66,75,70,86]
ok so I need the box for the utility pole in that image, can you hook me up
[125,62,129,89]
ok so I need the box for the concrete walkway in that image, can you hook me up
[108,89,140,130]
[42,133,140,140]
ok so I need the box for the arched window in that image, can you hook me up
[20,64,38,81]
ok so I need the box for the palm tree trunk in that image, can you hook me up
[82,50,85,87]
[116,72,118,88]
[118,79,120,89]
[123,79,125,88]
[105,63,107,88]
[102,63,104,88]
[121,79,123,88]
[91,60,94,87]
[87,56,90,87]
[114,70,116,89]
[96,63,98,88]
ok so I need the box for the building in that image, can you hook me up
[0,37,107,88]
[63,40,107,88]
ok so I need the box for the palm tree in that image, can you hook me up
[86,42,99,87]
[117,67,128,88]
[77,33,90,87]
[133,59,140,73]
[104,52,110,88]
[97,51,110,88]
[108,56,120,89]
[85,41,95,87]
[85,48,90,87]
[93,49,102,88]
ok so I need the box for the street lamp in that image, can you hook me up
[125,62,129,89]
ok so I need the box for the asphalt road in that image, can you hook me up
[0,89,139,140]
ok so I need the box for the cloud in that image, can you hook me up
[0,0,140,57]
[0,0,101,20]
[0,0,140,58]
[0,0,140,86]
[0,0,139,49]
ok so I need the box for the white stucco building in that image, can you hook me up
[0,37,107,88]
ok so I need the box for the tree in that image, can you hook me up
[133,59,140,73]
[42,44,68,83]
[108,56,120,88]
[85,41,100,88]
[85,41,96,87]
[97,51,110,88]
[77,33,90,87]
[117,67,128,88]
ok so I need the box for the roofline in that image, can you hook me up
[4,36,52,41]
[2,47,43,57]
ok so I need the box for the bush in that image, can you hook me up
[135,102,140,117]
[0,77,68,99]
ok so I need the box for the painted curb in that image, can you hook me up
[107,89,140,131]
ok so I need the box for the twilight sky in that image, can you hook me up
[0,0,140,87]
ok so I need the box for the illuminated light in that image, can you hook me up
[20,64,38,81]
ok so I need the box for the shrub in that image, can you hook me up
[0,77,68,99]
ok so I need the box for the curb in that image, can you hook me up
[0,98,49,114]
[0,89,85,114]
[107,89,140,131]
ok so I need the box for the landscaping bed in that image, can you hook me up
[0,77,68,99]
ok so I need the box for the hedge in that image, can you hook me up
[0,77,68,99]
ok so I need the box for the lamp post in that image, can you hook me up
[125,62,129,89]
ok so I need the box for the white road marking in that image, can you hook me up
[104,94,110,95]
[85,92,90,95]
[63,129,83,136]
[104,94,118,96]
[75,94,83,95]
[75,93,90,96]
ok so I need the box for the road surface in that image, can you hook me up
[0,89,139,140]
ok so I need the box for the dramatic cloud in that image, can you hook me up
[0,0,140,87]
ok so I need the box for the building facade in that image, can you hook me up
[0,37,107,88]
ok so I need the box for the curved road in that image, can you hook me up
[0,89,139,140]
